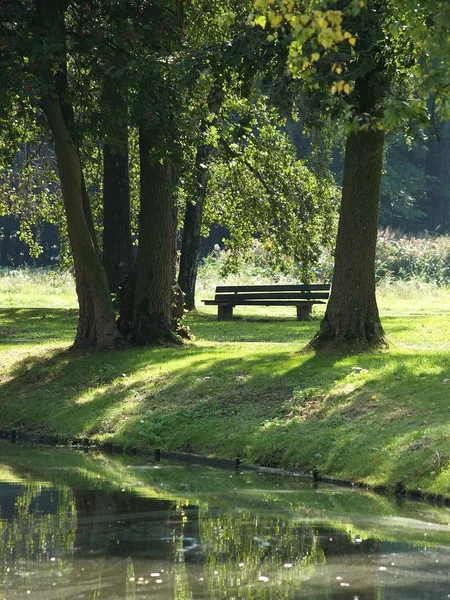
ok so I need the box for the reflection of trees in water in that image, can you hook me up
[72,489,177,560]
[0,483,77,590]
[125,558,136,600]
[0,478,392,600]
[198,505,325,599]
[90,572,103,600]
[173,501,194,600]
[300,525,384,600]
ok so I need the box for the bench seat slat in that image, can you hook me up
[215,284,330,293]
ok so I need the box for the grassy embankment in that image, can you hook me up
[1,268,450,498]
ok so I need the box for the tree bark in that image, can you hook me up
[42,97,124,350]
[178,143,215,310]
[307,128,387,352]
[306,3,389,354]
[130,126,180,344]
[103,137,133,291]
[35,0,123,349]
[178,86,223,310]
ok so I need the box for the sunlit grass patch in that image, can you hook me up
[0,267,77,308]
[377,279,450,315]
[1,268,450,498]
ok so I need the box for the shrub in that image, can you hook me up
[376,230,450,285]
[198,231,450,287]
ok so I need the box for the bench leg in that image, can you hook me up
[296,304,312,321]
[218,305,233,320]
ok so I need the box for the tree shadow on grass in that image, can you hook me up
[0,308,77,345]
[187,312,411,345]
[187,312,323,344]
[0,307,411,348]
[1,307,448,493]
[0,336,347,440]
[258,350,450,491]
[1,332,449,493]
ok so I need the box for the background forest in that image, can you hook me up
[2,117,450,276]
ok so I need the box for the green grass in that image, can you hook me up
[0,267,76,308]
[1,269,450,498]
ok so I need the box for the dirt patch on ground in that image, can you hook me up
[0,327,23,335]
[340,397,377,420]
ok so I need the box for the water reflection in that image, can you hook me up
[0,442,449,599]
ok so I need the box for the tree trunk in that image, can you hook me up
[103,138,133,291]
[307,128,387,352]
[130,126,180,344]
[178,87,222,310]
[35,0,123,350]
[42,97,124,350]
[178,143,215,310]
[13,234,21,266]
[73,264,96,348]
[0,220,11,266]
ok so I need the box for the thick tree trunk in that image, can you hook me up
[178,143,215,310]
[73,264,96,348]
[130,127,180,345]
[42,97,123,350]
[307,128,387,352]
[35,0,122,349]
[103,138,133,291]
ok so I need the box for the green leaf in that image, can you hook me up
[254,15,267,28]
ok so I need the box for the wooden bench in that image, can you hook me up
[202,284,330,321]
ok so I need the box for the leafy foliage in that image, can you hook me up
[0,142,63,259]
[255,0,450,131]
[253,0,357,83]
[204,97,338,277]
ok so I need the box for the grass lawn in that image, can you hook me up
[1,269,450,498]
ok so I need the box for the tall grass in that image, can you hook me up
[198,231,450,289]
[2,230,450,309]
[376,229,450,284]
[0,267,76,308]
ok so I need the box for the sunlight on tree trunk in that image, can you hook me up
[307,128,387,353]
[42,97,124,350]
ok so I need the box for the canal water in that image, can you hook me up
[0,442,449,599]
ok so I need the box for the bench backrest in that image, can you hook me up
[215,284,330,293]
[214,284,330,301]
